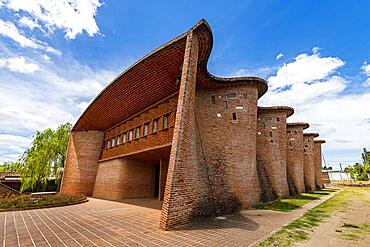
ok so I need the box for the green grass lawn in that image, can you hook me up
[0,193,86,210]
[254,189,337,212]
[256,187,368,247]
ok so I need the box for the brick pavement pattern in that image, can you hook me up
[0,194,336,247]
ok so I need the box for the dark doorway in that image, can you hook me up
[154,164,160,198]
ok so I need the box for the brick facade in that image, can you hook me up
[93,158,156,200]
[196,85,261,215]
[303,133,319,192]
[60,131,104,196]
[257,107,293,201]
[286,123,309,195]
[314,140,326,189]
[60,19,324,230]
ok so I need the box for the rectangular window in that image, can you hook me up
[211,96,216,104]
[135,127,140,139]
[111,137,115,147]
[277,117,280,122]
[116,135,121,145]
[152,119,158,133]
[223,101,228,109]
[122,133,126,143]
[269,131,273,137]
[107,140,111,149]
[227,92,236,98]
[143,123,149,136]
[128,130,133,141]
[243,93,248,99]
[232,112,237,120]
[163,115,168,129]
[289,142,292,146]
[105,141,108,149]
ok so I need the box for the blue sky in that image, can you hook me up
[0,0,369,169]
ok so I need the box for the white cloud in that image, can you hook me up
[0,19,39,48]
[42,54,50,61]
[312,47,320,54]
[0,19,61,54]
[259,48,370,166]
[268,52,344,90]
[276,53,284,60]
[364,78,370,87]
[362,63,370,76]
[2,0,102,39]
[18,16,42,31]
[0,56,39,73]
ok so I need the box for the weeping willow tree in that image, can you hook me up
[17,123,72,192]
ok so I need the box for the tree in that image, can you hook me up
[0,161,19,171]
[347,161,370,181]
[16,123,72,192]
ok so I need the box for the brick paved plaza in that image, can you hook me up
[0,193,334,246]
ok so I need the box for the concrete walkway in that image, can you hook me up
[0,192,337,247]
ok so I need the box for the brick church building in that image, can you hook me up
[60,19,325,230]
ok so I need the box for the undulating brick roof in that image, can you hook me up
[287,122,310,129]
[74,19,268,131]
[257,106,294,117]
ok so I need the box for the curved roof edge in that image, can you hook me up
[73,19,268,131]
[258,106,294,117]
[304,132,319,138]
[287,122,310,129]
[314,140,326,144]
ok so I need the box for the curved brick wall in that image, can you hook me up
[303,133,319,191]
[256,107,293,201]
[196,85,261,214]
[286,123,309,195]
[314,140,326,189]
[60,131,104,196]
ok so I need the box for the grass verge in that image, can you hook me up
[254,189,336,212]
[256,187,366,246]
[0,193,86,210]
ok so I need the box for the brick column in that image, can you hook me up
[60,130,104,196]
[314,140,326,189]
[160,31,214,230]
[286,123,309,195]
[257,106,293,201]
[303,133,319,192]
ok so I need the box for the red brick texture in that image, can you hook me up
[257,107,293,201]
[286,123,309,195]
[196,85,261,215]
[60,20,327,231]
[92,158,156,200]
[314,140,326,189]
[303,133,319,192]
[159,159,169,201]
[160,31,215,230]
[101,95,178,161]
[60,131,104,196]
